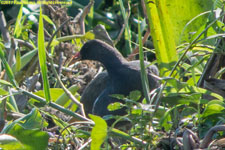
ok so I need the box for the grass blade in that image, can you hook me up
[138,15,150,103]
[38,6,51,102]
[119,0,132,55]
[14,4,23,38]
[0,48,18,88]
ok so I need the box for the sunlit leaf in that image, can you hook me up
[129,90,141,101]
[108,102,123,111]
[7,124,49,150]
[14,4,23,37]
[38,6,51,102]
[0,134,25,150]
[89,114,107,150]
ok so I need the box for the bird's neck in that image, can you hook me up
[99,53,127,74]
[93,44,129,76]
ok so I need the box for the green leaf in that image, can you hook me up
[2,108,48,133]
[0,80,12,87]
[162,93,202,106]
[29,88,65,107]
[162,77,188,91]
[15,49,21,72]
[159,105,184,131]
[108,102,124,111]
[129,90,141,101]
[82,31,95,41]
[89,114,107,150]
[12,49,37,73]
[0,48,18,87]
[145,0,178,76]
[55,85,79,106]
[14,4,23,37]
[0,134,25,150]
[42,15,56,29]
[7,124,49,150]
[138,14,151,103]
[0,88,8,95]
[38,6,51,102]
[201,100,225,118]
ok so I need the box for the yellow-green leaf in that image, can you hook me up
[38,6,51,102]
[89,114,107,150]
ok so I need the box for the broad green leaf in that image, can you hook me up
[169,1,213,44]
[55,85,79,106]
[29,88,64,104]
[8,124,49,150]
[162,93,202,106]
[38,6,51,102]
[89,114,107,150]
[0,88,8,95]
[129,90,141,101]
[0,134,25,150]
[145,0,178,76]
[201,100,225,118]
[2,108,48,133]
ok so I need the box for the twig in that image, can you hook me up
[46,63,78,74]
[183,128,199,150]
[56,34,83,42]
[78,139,92,150]
[72,0,94,34]
[16,39,35,50]
[200,125,225,148]
[114,24,126,45]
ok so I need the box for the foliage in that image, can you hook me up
[0,0,225,149]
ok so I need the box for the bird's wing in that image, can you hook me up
[92,86,126,117]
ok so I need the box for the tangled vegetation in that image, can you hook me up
[0,0,225,149]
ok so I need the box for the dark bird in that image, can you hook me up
[76,39,160,119]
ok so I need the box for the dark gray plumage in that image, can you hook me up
[78,39,160,117]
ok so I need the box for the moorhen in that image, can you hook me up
[76,39,160,118]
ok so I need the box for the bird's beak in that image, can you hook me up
[69,51,81,65]
[73,51,81,60]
